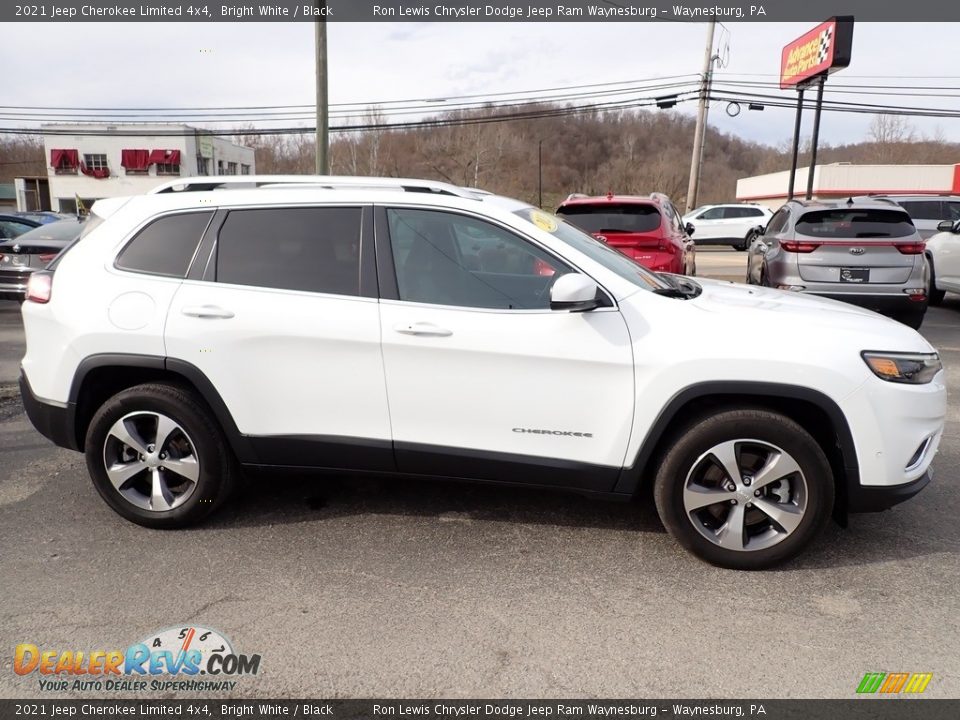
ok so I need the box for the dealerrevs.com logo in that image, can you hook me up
[14,625,261,693]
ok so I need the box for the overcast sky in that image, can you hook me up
[5,21,959,148]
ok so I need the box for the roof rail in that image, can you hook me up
[564,193,589,201]
[147,175,484,199]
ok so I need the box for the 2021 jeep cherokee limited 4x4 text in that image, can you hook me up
[19,176,946,570]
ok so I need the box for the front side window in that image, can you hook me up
[216,207,361,296]
[899,201,943,221]
[116,212,213,277]
[387,208,571,310]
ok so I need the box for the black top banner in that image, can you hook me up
[5,0,960,22]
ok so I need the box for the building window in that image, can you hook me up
[240,164,251,175]
[197,158,209,174]
[51,149,79,174]
[227,162,238,175]
[83,154,108,171]
[156,162,181,176]
[217,160,224,175]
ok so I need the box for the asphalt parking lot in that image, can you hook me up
[1,247,958,699]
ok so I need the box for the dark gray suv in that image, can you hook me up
[746,199,928,328]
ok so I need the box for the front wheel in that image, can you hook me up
[85,383,237,528]
[653,408,834,570]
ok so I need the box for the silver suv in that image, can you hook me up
[872,195,960,240]
[747,198,928,328]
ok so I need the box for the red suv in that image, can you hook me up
[556,192,696,275]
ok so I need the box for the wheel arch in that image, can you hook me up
[615,381,859,522]
[69,354,256,463]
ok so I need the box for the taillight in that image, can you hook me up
[895,242,926,255]
[781,240,821,253]
[38,253,57,264]
[25,271,52,304]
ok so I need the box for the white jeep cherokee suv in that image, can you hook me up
[19,176,946,570]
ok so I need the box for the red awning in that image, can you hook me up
[79,163,110,179]
[149,149,181,165]
[121,149,150,170]
[50,149,79,170]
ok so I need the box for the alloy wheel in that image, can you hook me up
[682,439,808,552]
[102,411,200,512]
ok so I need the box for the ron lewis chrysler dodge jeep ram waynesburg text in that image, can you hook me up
[18,176,946,570]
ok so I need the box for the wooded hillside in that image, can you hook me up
[3,106,958,209]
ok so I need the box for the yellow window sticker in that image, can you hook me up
[529,210,558,233]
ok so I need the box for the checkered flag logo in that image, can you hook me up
[817,27,833,64]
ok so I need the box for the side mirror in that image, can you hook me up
[550,273,601,312]
[937,220,954,233]
[684,222,695,237]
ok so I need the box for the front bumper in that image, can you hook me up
[847,469,932,513]
[19,370,80,451]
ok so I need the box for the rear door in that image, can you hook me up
[376,205,635,491]
[164,204,393,470]
[790,208,921,286]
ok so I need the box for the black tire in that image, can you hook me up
[653,408,834,570]
[927,257,945,306]
[895,310,926,330]
[735,233,752,251]
[84,383,237,528]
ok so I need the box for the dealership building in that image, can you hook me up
[15,124,255,214]
[736,163,960,209]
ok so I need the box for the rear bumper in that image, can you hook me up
[0,270,31,300]
[19,370,80,451]
[811,292,927,317]
[847,469,932,513]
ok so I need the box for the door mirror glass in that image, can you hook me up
[684,222,696,237]
[550,273,601,312]
[937,220,955,233]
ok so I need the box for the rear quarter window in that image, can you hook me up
[557,204,662,234]
[796,209,916,239]
[116,211,213,277]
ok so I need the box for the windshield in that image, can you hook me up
[796,209,916,239]
[556,203,662,234]
[513,208,669,291]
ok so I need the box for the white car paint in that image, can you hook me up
[926,221,960,296]
[20,181,945,495]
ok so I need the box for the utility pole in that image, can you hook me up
[315,18,328,175]
[538,139,543,208]
[685,19,716,213]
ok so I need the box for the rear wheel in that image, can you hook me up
[653,408,834,570]
[85,383,237,528]
[927,257,945,306]
[736,232,753,251]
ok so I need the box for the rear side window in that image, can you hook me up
[557,204,662,234]
[899,201,944,221]
[117,212,212,277]
[796,209,916,239]
[216,207,361,296]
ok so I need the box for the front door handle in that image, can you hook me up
[394,322,453,337]
[182,305,235,319]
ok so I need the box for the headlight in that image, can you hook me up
[862,352,942,384]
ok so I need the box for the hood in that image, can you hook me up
[679,278,934,352]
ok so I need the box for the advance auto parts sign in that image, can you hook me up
[780,17,854,89]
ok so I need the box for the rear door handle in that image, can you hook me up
[394,322,453,337]
[182,305,235,319]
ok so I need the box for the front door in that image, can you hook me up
[376,206,635,491]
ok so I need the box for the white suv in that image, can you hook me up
[18,176,946,570]
[683,203,773,251]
